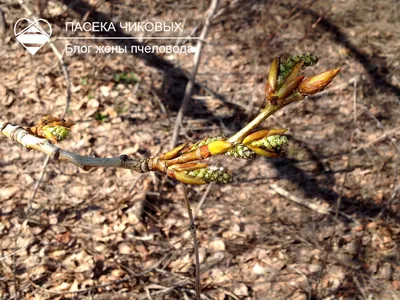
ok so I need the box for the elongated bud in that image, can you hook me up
[298,68,341,95]
[184,135,227,153]
[248,146,280,158]
[278,53,319,87]
[225,143,256,160]
[207,140,233,155]
[168,170,206,185]
[265,57,279,100]
[283,62,304,86]
[243,128,288,144]
[250,135,288,156]
[166,139,232,166]
[276,76,304,99]
[168,162,209,172]
[159,143,187,160]
[185,166,232,184]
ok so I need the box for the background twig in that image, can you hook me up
[182,184,201,300]
[170,0,220,148]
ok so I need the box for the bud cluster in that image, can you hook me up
[155,54,339,184]
[28,115,75,144]
[265,54,340,107]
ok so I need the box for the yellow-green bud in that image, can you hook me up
[250,135,288,155]
[278,53,319,87]
[185,166,232,184]
[226,143,256,160]
[44,125,71,142]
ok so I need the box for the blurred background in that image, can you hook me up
[0,0,399,299]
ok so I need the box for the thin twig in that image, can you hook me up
[353,275,368,300]
[170,0,220,148]
[0,248,24,262]
[270,183,330,215]
[27,154,50,212]
[11,7,73,298]
[0,122,148,172]
[352,126,400,154]
[0,7,5,41]
[19,0,72,212]
[12,245,18,300]
[270,183,357,223]
[19,0,72,116]
[182,184,201,300]
[194,183,213,220]
[356,102,400,154]
[314,78,358,295]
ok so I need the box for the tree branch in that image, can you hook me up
[0,122,147,173]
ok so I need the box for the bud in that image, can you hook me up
[283,62,304,86]
[166,139,232,165]
[226,143,256,160]
[250,135,288,156]
[169,162,209,172]
[268,57,279,92]
[278,53,319,87]
[168,170,206,185]
[28,115,75,143]
[298,68,341,95]
[185,166,233,184]
[185,135,227,153]
[207,140,233,156]
[265,57,279,100]
[242,128,288,144]
[275,76,304,100]
[42,125,71,143]
[247,146,279,158]
[160,143,187,160]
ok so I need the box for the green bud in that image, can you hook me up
[226,143,256,160]
[278,53,319,87]
[185,166,232,184]
[45,125,71,142]
[250,135,288,155]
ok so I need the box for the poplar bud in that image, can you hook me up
[186,135,227,152]
[28,115,75,143]
[43,125,71,142]
[185,166,233,184]
[275,76,304,100]
[298,68,341,95]
[278,53,319,87]
[250,135,288,156]
[226,143,257,160]
[265,57,279,100]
